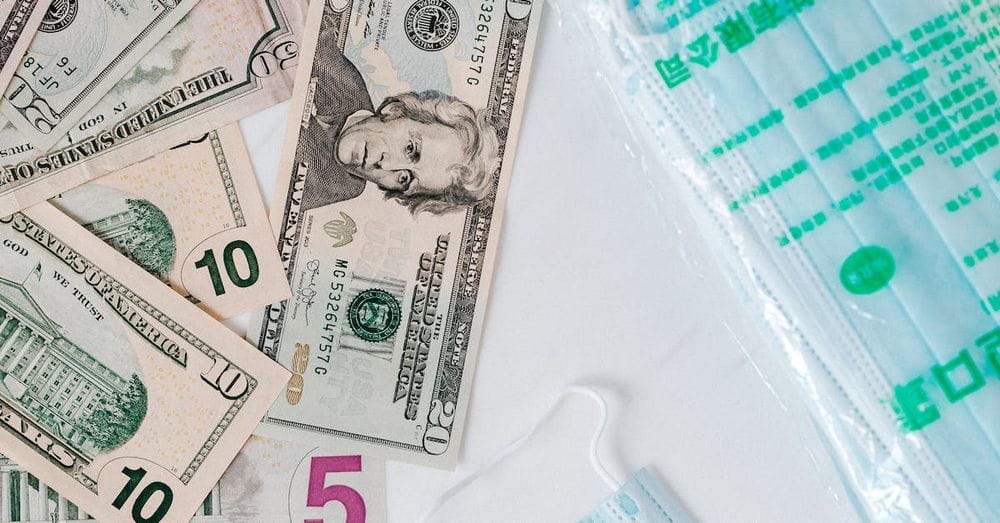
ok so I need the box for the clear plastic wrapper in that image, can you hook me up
[556,0,1000,520]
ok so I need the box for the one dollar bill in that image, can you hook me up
[0,204,289,521]
[0,436,386,522]
[249,0,544,468]
[51,124,292,319]
[0,0,51,95]
[0,0,307,215]
[1,0,202,151]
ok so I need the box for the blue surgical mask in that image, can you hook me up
[581,468,695,523]
[562,0,1000,520]
[421,387,696,522]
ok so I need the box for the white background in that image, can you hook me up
[237,4,860,521]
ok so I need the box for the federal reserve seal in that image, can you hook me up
[348,289,402,342]
[40,0,79,33]
[404,0,460,52]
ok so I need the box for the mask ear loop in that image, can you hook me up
[420,386,623,522]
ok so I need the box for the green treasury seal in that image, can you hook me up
[348,288,402,342]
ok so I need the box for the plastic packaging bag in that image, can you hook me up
[557,0,1000,520]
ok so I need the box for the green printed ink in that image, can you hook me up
[644,0,724,35]
[978,328,1000,374]
[614,0,1000,512]
[891,377,941,432]
[962,238,999,268]
[348,289,403,343]
[840,246,895,295]
[946,185,984,213]
[775,211,827,246]
[932,349,987,403]
[890,327,1000,432]
[730,158,808,210]
[654,0,820,93]
[983,291,1000,315]
[687,34,720,67]
[795,42,904,110]
[708,110,784,159]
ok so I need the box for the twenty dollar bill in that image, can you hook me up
[249,0,543,468]
[0,204,289,521]
[51,124,292,319]
[0,0,307,215]
[2,0,202,151]
[0,0,51,95]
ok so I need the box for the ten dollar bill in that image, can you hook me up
[0,0,51,95]
[0,0,307,215]
[0,204,289,521]
[0,437,386,522]
[51,124,292,319]
[1,0,202,151]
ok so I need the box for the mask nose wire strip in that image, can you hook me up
[419,386,622,522]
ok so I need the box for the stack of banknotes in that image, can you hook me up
[0,0,543,521]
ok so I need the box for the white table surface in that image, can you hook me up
[236,5,860,521]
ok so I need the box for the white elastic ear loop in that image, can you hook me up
[420,386,623,522]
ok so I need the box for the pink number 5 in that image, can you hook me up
[305,456,367,523]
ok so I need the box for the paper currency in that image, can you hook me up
[1,0,202,151]
[0,0,307,215]
[50,124,291,319]
[216,436,386,523]
[0,204,289,521]
[0,437,386,522]
[248,0,543,468]
[0,0,51,95]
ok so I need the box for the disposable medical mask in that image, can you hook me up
[580,468,694,523]
[558,0,1000,520]
[421,387,695,523]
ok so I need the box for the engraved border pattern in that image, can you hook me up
[19,218,259,487]
[209,130,246,227]
[0,0,42,63]
[0,0,298,197]
[258,1,540,458]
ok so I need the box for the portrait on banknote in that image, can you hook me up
[252,0,543,468]
[298,11,500,216]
